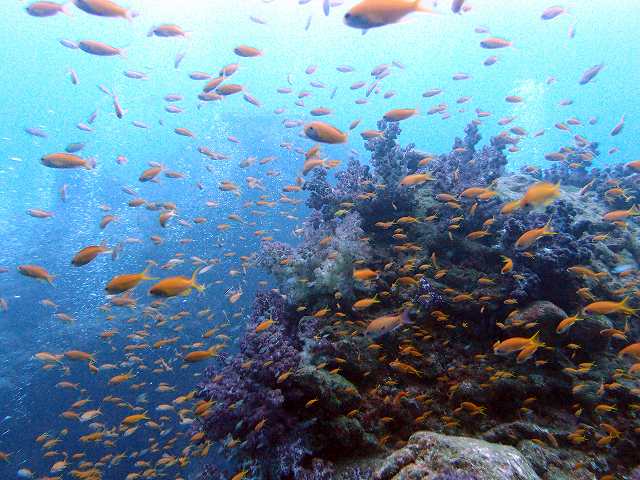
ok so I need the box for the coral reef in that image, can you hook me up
[197,120,640,479]
[258,210,373,305]
[195,291,301,462]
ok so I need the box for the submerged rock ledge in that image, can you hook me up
[371,431,540,480]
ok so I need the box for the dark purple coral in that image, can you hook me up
[196,291,300,461]
[496,203,593,311]
[334,158,373,202]
[365,119,423,190]
[414,277,446,311]
[195,291,362,478]
[300,120,425,232]
[428,122,509,195]
[304,167,338,217]
[271,438,335,480]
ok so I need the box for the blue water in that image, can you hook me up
[0,0,637,478]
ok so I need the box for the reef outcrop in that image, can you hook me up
[196,120,640,479]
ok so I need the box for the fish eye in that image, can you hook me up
[344,13,351,18]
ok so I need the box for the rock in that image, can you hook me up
[317,416,378,453]
[290,365,361,414]
[564,315,612,354]
[512,301,567,336]
[517,440,599,480]
[373,431,540,480]
[482,421,562,446]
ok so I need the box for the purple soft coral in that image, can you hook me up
[196,291,300,458]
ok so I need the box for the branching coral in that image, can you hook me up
[258,211,372,306]
[195,292,300,464]
[427,122,509,194]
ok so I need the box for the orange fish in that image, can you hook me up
[556,315,583,334]
[148,24,188,37]
[353,296,380,310]
[366,310,409,336]
[26,1,70,16]
[519,182,560,208]
[619,343,640,360]
[149,268,205,297]
[515,219,556,249]
[583,297,636,316]
[353,268,379,281]
[18,264,55,284]
[399,173,432,186]
[72,0,133,20]
[383,108,418,122]
[494,331,544,363]
[78,40,125,57]
[344,0,434,30]
[184,345,224,363]
[105,264,157,294]
[41,153,94,170]
[234,45,262,57]
[304,121,347,144]
[71,244,111,266]
[602,205,639,222]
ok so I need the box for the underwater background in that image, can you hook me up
[1,0,640,479]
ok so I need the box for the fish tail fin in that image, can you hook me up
[543,217,556,235]
[191,267,206,293]
[118,48,128,59]
[401,309,411,325]
[414,0,435,14]
[620,296,637,316]
[60,2,73,17]
[124,9,135,22]
[85,157,96,170]
[529,330,542,346]
[111,242,123,261]
[630,204,640,216]
[141,262,159,280]
[147,26,155,37]
[191,266,203,283]
[47,275,56,286]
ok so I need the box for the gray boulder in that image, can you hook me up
[373,431,540,480]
